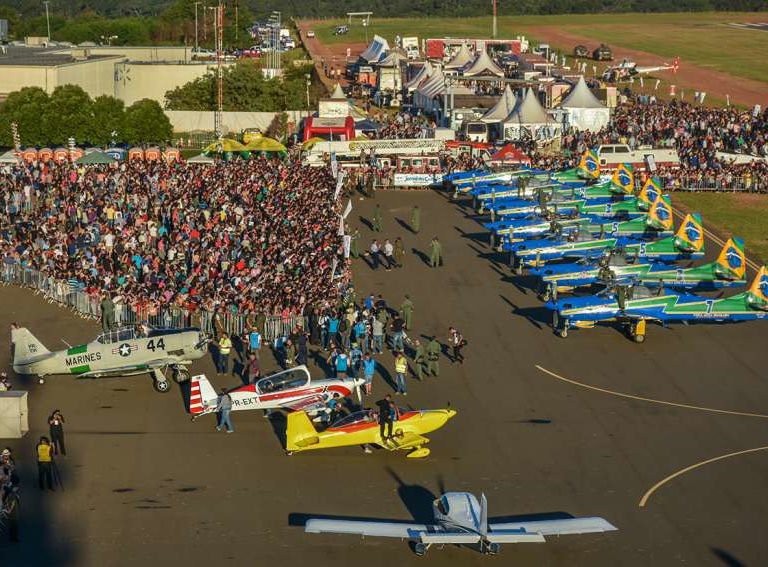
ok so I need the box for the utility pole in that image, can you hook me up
[194,1,201,52]
[214,0,224,138]
[235,0,239,43]
[43,1,51,40]
[492,0,498,39]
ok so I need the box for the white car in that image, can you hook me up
[306,30,315,38]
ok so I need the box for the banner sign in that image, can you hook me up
[343,235,351,258]
[393,173,444,187]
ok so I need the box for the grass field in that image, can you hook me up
[675,192,768,263]
[309,12,768,84]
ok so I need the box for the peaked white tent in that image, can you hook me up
[0,149,20,164]
[503,88,560,141]
[378,48,406,67]
[445,44,473,69]
[559,76,610,132]
[405,61,432,92]
[462,48,504,77]
[481,86,517,123]
[359,35,390,64]
[330,83,346,99]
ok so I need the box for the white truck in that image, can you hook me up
[595,144,679,171]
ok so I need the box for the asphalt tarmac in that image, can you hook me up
[1,188,767,567]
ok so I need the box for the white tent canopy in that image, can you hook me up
[462,48,504,77]
[503,88,560,141]
[445,44,473,69]
[559,76,611,132]
[481,85,517,123]
[378,49,406,67]
[0,149,21,164]
[330,83,346,100]
[560,76,605,108]
[405,61,432,92]
[360,35,390,64]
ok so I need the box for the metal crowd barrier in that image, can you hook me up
[0,264,306,341]
[673,178,765,192]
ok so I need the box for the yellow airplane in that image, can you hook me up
[286,407,457,458]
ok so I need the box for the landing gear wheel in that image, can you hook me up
[173,367,191,383]
[634,333,646,344]
[557,328,568,339]
[38,377,46,384]
[486,542,501,555]
[414,543,428,557]
[153,379,171,393]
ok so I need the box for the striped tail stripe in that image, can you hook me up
[189,380,204,414]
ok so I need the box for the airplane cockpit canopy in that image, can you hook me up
[329,410,377,429]
[96,326,139,344]
[256,366,310,394]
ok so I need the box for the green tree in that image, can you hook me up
[124,99,173,144]
[0,87,51,147]
[91,95,126,145]
[42,85,94,146]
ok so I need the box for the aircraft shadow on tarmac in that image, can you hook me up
[711,547,747,567]
[498,295,548,331]
[453,225,489,246]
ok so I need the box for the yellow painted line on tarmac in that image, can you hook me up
[671,207,762,272]
[639,446,768,507]
[535,365,768,420]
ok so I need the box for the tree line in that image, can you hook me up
[1,0,765,27]
[0,86,173,147]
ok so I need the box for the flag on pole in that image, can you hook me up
[333,171,345,201]
[330,152,338,179]
[655,79,660,91]
[342,235,351,258]
[342,198,352,219]
[639,77,644,88]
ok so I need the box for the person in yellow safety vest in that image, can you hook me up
[215,332,232,375]
[36,436,55,491]
[394,351,408,396]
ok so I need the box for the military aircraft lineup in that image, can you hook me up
[445,150,768,343]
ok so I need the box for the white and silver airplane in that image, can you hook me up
[305,491,617,556]
[602,57,679,82]
[12,325,208,393]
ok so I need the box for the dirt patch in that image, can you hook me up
[297,20,367,92]
[526,26,766,107]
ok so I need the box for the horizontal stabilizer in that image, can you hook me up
[418,533,481,544]
[485,530,546,543]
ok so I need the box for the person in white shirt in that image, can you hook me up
[368,240,380,270]
[382,239,395,271]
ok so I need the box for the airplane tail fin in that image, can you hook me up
[746,266,768,309]
[673,213,705,252]
[480,493,489,537]
[286,411,320,451]
[715,237,746,280]
[637,177,662,210]
[645,195,673,231]
[13,327,50,365]
[189,374,218,416]
[609,163,634,194]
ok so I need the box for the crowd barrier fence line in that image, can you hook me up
[0,264,306,342]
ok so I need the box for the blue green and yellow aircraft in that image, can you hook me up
[546,265,768,342]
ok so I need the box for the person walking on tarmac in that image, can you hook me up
[215,388,234,433]
[215,333,233,375]
[400,295,414,330]
[426,337,441,377]
[394,351,408,396]
[350,228,361,259]
[48,410,66,456]
[393,237,405,268]
[372,203,383,232]
[36,437,55,491]
[410,204,421,234]
[413,339,427,380]
[429,236,443,268]
[448,327,466,364]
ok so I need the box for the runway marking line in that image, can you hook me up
[534,365,768,420]
[638,446,768,507]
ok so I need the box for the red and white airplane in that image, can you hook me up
[602,56,679,82]
[189,365,364,418]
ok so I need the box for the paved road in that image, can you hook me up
[1,189,767,566]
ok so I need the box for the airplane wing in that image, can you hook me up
[490,517,617,537]
[280,393,330,412]
[306,519,434,539]
[379,432,430,451]
[78,359,174,377]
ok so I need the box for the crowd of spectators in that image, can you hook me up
[562,97,768,190]
[0,157,349,325]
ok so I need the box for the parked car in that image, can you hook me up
[306,30,315,38]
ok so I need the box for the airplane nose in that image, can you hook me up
[446,409,457,419]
